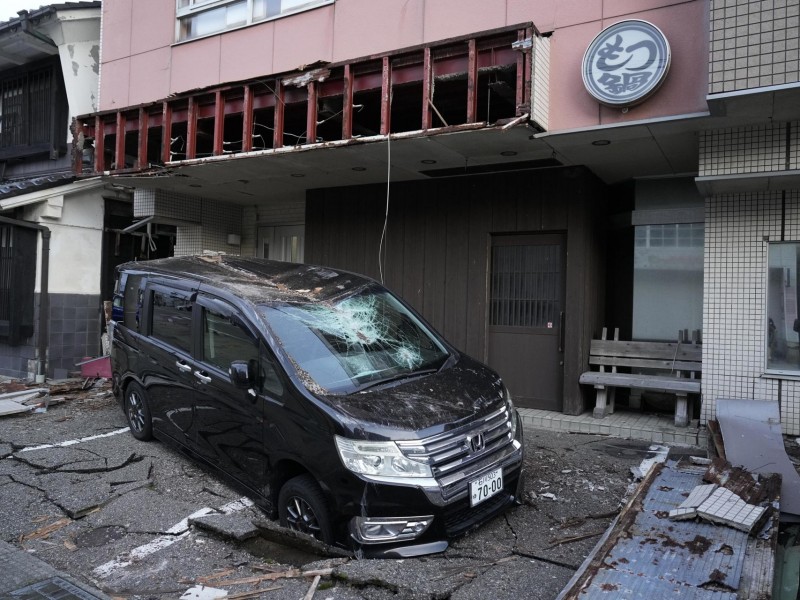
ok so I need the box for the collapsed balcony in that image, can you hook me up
[73,24,545,175]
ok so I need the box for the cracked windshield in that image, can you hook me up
[260,288,449,394]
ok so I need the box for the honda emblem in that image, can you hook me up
[468,432,486,454]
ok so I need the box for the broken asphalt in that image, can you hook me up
[0,380,704,600]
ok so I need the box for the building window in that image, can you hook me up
[766,242,800,374]
[633,223,704,341]
[0,63,58,159]
[176,0,334,41]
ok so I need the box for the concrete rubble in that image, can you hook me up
[4,377,796,599]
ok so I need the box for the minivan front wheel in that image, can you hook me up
[278,474,333,544]
[125,382,153,441]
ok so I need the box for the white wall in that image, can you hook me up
[22,186,106,296]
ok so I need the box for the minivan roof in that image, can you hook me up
[118,255,373,304]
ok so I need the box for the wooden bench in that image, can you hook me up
[579,328,702,427]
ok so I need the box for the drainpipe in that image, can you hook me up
[0,215,51,381]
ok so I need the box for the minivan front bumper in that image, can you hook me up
[341,433,524,558]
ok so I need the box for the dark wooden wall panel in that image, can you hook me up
[444,184,469,351]
[400,191,426,314]
[423,186,447,333]
[516,172,543,231]
[466,187,491,361]
[384,188,406,292]
[305,166,607,416]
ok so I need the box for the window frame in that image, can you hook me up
[175,0,335,43]
[765,241,800,377]
[197,294,284,396]
[148,284,195,355]
[0,58,66,161]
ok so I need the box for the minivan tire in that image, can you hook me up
[278,474,333,544]
[125,382,153,441]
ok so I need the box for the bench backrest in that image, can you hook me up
[588,339,702,373]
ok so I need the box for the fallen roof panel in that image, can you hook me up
[557,460,779,599]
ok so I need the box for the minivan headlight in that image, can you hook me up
[335,436,432,478]
[506,387,518,440]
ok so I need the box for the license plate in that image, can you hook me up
[469,467,503,507]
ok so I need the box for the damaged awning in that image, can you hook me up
[73,24,552,195]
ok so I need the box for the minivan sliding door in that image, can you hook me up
[144,284,197,443]
[192,295,269,492]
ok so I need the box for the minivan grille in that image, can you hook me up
[396,405,516,501]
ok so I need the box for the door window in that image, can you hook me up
[202,307,258,372]
[258,225,305,263]
[490,241,562,329]
[201,299,284,395]
[151,288,193,353]
[122,274,145,331]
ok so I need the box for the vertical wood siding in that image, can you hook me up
[306,167,606,415]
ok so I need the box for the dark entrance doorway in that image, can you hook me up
[487,233,566,411]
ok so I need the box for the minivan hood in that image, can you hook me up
[319,355,506,436]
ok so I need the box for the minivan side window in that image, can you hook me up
[123,275,145,331]
[202,303,284,396]
[151,288,193,353]
[203,307,257,372]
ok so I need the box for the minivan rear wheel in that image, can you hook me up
[125,382,153,441]
[278,474,333,544]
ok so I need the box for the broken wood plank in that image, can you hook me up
[547,530,606,549]
[302,575,321,600]
[21,518,71,541]
[707,419,726,460]
[213,568,333,587]
[225,586,283,599]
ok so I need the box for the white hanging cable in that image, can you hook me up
[378,105,391,284]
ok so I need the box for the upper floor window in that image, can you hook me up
[0,62,63,160]
[176,0,334,42]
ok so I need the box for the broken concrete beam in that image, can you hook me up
[189,513,259,542]
[252,518,351,558]
[0,389,47,403]
[0,399,32,417]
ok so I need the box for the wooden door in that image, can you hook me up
[487,233,566,410]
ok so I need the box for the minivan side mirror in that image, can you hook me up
[229,360,254,390]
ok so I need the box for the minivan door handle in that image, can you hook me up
[194,370,212,384]
[175,360,192,373]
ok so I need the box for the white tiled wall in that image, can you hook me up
[133,188,202,222]
[135,189,243,257]
[703,191,800,435]
[699,124,787,176]
[709,0,800,94]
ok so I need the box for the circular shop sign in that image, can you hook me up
[582,20,671,107]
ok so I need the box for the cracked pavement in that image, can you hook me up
[0,381,686,599]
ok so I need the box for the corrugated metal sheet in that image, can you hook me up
[558,460,778,599]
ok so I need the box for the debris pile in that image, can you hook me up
[668,457,777,535]
[0,377,112,418]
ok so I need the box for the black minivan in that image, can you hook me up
[111,255,524,557]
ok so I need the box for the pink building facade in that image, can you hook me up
[76,0,800,436]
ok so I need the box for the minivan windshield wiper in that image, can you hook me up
[354,368,439,392]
